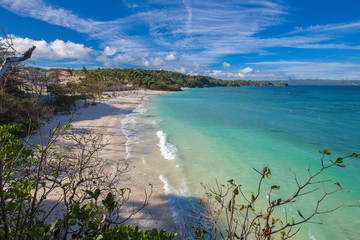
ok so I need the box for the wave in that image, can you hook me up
[159,174,190,227]
[308,231,317,240]
[156,130,177,160]
[121,103,148,159]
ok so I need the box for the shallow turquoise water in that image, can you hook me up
[130,86,360,239]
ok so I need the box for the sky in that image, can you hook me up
[1,0,360,80]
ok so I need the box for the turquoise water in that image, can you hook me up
[129,86,360,239]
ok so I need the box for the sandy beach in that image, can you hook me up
[32,89,177,232]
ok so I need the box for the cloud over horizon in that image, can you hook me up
[0,36,92,60]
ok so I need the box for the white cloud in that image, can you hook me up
[176,66,187,74]
[217,67,254,79]
[222,62,231,68]
[0,0,148,54]
[142,57,164,67]
[96,53,135,66]
[0,0,100,34]
[290,21,360,34]
[113,54,135,64]
[248,61,360,80]
[2,36,92,60]
[239,67,254,74]
[297,43,360,50]
[165,53,178,61]
[211,70,225,77]
[182,0,193,37]
[103,46,117,56]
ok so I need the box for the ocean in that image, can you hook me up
[123,86,360,239]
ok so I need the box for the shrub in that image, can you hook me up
[182,149,359,239]
[0,123,176,239]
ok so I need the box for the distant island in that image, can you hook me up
[272,79,360,86]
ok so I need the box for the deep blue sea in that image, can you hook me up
[126,86,360,239]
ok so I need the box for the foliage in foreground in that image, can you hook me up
[0,123,176,239]
[182,149,359,240]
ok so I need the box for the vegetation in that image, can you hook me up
[276,82,288,87]
[70,68,274,90]
[182,149,359,239]
[0,123,176,239]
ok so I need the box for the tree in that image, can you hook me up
[182,149,359,239]
[0,32,35,93]
[23,68,55,99]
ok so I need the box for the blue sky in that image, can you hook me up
[1,0,360,80]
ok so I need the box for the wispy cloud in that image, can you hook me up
[289,21,360,34]
[0,0,287,62]
[0,0,108,35]
[2,0,360,80]
[249,61,360,80]
[0,0,148,53]
[297,43,360,50]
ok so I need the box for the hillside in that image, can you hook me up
[48,67,274,90]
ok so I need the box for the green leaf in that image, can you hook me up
[335,157,343,163]
[262,167,268,178]
[322,148,331,155]
[94,189,100,200]
[352,153,358,157]
[297,210,305,219]
[251,193,255,203]
[262,213,269,219]
[291,218,295,225]
[266,170,272,178]
[69,220,77,226]
[60,182,70,188]
[62,124,72,131]
[233,187,239,196]
[85,190,94,197]
[271,185,280,190]
[96,235,104,240]
[6,201,18,211]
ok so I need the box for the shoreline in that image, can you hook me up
[32,89,177,232]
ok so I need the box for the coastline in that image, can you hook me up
[32,89,177,232]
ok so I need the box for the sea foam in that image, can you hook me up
[159,174,190,227]
[156,130,177,160]
[121,103,148,159]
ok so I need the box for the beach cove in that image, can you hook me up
[32,89,177,232]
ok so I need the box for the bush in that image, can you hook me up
[0,93,53,135]
[50,95,77,112]
[182,149,359,239]
[0,123,177,239]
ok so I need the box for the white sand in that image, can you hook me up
[32,90,177,232]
